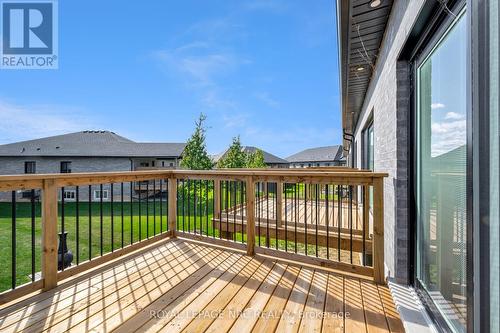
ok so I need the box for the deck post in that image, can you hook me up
[246,176,256,256]
[373,177,385,284]
[168,177,177,237]
[41,179,58,291]
[214,179,221,219]
[276,181,283,227]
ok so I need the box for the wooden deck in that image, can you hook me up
[0,238,403,333]
[214,197,372,253]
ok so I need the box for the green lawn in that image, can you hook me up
[0,184,351,293]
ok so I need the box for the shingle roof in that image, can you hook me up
[0,131,186,158]
[213,146,289,165]
[286,145,344,163]
[242,146,289,165]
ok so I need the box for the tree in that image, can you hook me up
[246,149,266,168]
[180,113,213,170]
[217,136,247,168]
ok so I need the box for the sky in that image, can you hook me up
[0,0,341,157]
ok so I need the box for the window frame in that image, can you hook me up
[62,190,76,201]
[24,161,36,174]
[60,161,72,173]
[407,2,471,332]
[93,189,109,201]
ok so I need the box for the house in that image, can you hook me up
[286,145,346,168]
[213,146,289,168]
[337,0,497,332]
[0,131,186,201]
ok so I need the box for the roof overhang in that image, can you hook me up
[337,0,394,152]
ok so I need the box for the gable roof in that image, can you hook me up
[0,131,186,158]
[241,146,289,165]
[213,146,289,165]
[286,145,344,163]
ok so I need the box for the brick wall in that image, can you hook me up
[351,0,426,283]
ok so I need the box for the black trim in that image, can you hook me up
[406,2,470,332]
[471,0,496,332]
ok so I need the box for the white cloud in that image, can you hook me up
[431,103,446,109]
[431,119,466,157]
[0,100,95,144]
[222,113,247,128]
[444,111,464,120]
[254,92,279,108]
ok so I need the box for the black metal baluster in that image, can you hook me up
[11,191,16,289]
[284,183,288,252]
[225,181,229,240]
[362,186,366,265]
[326,184,329,260]
[111,183,114,252]
[266,183,269,248]
[130,182,133,245]
[159,180,162,233]
[337,185,342,262]
[182,179,185,232]
[193,180,197,234]
[206,180,209,237]
[121,183,124,248]
[146,181,149,239]
[349,185,353,264]
[218,180,222,239]
[304,184,308,256]
[240,181,244,243]
[89,185,92,260]
[31,189,36,280]
[138,182,142,240]
[76,186,80,265]
[315,184,319,257]
[61,187,65,270]
[100,184,103,256]
[188,179,191,233]
[257,183,261,247]
[294,183,297,254]
[153,180,156,236]
[212,180,216,238]
[276,183,279,250]
[198,179,203,235]
[233,181,236,242]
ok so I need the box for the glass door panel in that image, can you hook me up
[416,10,467,333]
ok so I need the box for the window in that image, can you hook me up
[170,162,174,167]
[63,190,76,200]
[60,161,71,173]
[162,161,165,167]
[362,121,374,170]
[24,161,36,174]
[94,190,109,200]
[140,162,149,167]
[415,9,467,333]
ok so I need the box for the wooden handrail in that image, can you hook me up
[0,167,388,302]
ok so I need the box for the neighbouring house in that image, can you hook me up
[213,146,289,168]
[285,145,346,168]
[337,0,498,332]
[0,131,186,201]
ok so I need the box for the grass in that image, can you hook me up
[0,185,349,293]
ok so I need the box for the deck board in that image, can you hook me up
[0,238,403,333]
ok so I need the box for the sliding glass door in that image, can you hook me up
[415,9,467,333]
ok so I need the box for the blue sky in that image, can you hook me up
[0,0,340,157]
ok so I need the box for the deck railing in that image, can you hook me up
[0,168,387,304]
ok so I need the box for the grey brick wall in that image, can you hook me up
[0,157,136,202]
[351,0,426,283]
